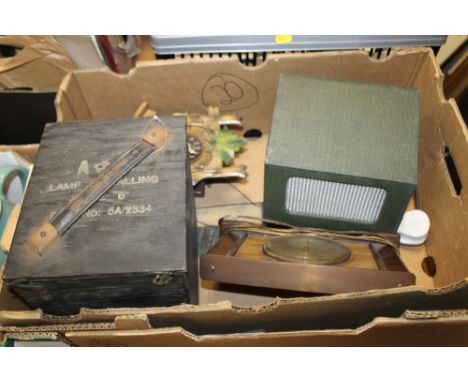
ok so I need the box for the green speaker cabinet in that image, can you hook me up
[264,75,420,232]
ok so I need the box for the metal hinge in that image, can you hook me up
[152,273,174,286]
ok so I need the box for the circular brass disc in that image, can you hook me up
[263,235,351,265]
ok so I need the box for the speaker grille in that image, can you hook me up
[285,177,387,224]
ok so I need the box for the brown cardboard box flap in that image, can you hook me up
[0,36,76,90]
[0,36,49,49]
[56,48,427,127]
[3,313,468,346]
[0,144,39,164]
[2,280,468,345]
[2,279,468,332]
[402,308,468,320]
[414,50,468,287]
[0,300,233,327]
[64,314,468,346]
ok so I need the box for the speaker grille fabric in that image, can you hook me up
[285,177,387,224]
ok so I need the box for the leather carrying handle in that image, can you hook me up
[25,119,169,256]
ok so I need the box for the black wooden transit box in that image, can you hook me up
[3,117,198,315]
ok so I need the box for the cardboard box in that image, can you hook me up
[1,48,468,345]
[0,36,75,90]
[2,284,468,346]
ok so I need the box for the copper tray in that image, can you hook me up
[199,217,416,295]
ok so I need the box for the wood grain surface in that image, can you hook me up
[3,117,198,314]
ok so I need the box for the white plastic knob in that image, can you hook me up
[397,210,430,246]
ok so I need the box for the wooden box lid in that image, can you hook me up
[4,117,190,280]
